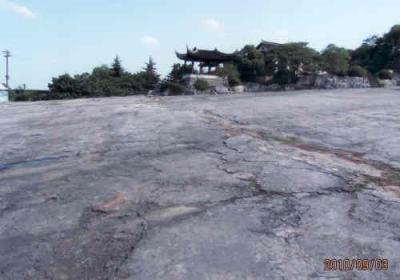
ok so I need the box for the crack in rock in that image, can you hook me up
[201,109,400,199]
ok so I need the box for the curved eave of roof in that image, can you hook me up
[176,49,240,62]
[257,41,281,49]
[175,51,188,60]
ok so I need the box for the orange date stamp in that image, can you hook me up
[324,258,389,272]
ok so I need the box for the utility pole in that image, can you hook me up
[3,50,11,89]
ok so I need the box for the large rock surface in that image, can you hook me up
[0,89,400,279]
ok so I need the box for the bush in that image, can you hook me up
[348,65,368,77]
[9,89,51,102]
[44,57,160,100]
[160,81,185,95]
[193,79,209,91]
[167,63,194,82]
[273,69,297,85]
[216,63,241,86]
[377,69,394,80]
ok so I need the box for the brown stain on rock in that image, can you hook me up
[92,192,126,213]
[201,109,400,197]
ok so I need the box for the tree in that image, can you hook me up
[139,57,160,90]
[351,25,400,74]
[321,44,351,76]
[91,65,112,80]
[348,65,368,77]
[384,25,400,71]
[385,25,400,46]
[236,45,265,82]
[166,63,193,82]
[265,42,321,83]
[159,63,192,95]
[351,43,374,69]
[111,56,124,77]
[49,74,76,94]
[48,63,149,99]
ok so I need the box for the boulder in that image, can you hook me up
[232,85,245,93]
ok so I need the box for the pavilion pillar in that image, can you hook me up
[208,65,211,74]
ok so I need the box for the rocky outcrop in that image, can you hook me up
[156,73,380,96]
[182,74,227,88]
[243,83,283,92]
[296,74,371,89]
[242,74,371,93]
[378,79,398,88]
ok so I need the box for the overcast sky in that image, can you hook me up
[1,0,399,89]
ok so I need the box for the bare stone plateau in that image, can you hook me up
[1,88,400,279]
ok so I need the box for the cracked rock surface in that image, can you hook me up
[1,88,400,279]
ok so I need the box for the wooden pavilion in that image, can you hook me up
[175,47,239,74]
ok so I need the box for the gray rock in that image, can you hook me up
[0,89,400,279]
[297,74,371,89]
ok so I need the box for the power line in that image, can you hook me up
[3,50,11,89]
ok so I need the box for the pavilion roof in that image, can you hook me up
[256,41,281,49]
[176,47,240,62]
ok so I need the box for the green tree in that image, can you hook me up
[384,25,400,71]
[216,63,241,86]
[265,42,321,83]
[111,56,124,77]
[236,45,265,82]
[139,57,160,90]
[321,44,351,76]
[48,74,81,98]
[159,63,193,95]
[348,65,368,77]
[166,63,193,82]
[92,65,113,79]
[351,43,374,69]
[351,25,400,74]
[48,63,149,99]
